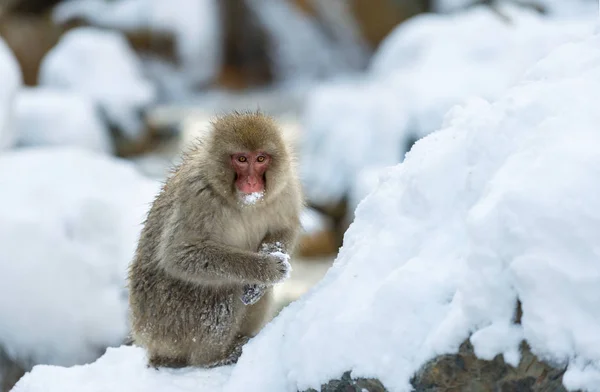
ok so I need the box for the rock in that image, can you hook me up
[307,340,570,392]
[303,371,387,392]
[0,12,63,86]
[410,341,568,392]
[218,0,274,89]
[349,0,426,49]
[2,0,62,14]
[0,345,25,392]
[297,229,338,258]
[0,35,22,151]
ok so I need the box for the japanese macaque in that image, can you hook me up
[128,112,303,368]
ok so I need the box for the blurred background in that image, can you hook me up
[0,0,597,390]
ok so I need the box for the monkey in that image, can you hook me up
[127,112,303,369]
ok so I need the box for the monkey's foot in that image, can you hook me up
[148,355,189,369]
[241,284,267,305]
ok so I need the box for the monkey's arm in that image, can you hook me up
[160,239,289,286]
[260,227,300,255]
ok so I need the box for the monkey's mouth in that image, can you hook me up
[235,174,266,194]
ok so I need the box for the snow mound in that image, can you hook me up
[39,27,156,140]
[434,0,598,18]
[15,88,113,154]
[12,346,232,392]
[14,30,600,392]
[0,37,22,151]
[300,5,595,206]
[53,0,222,89]
[0,148,158,368]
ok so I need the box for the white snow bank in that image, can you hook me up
[0,148,158,369]
[434,0,598,18]
[15,88,113,154]
[0,37,22,151]
[301,5,596,206]
[53,0,222,88]
[15,24,600,392]
[230,30,600,392]
[12,346,232,392]
[39,27,156,140]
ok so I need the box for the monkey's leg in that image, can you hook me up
[202,335,251,368]
[148,354,189,369]
[146,341,190,369]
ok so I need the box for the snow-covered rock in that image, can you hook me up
[0,37,22,151]
[13,19,600,392]
[300,5,596,206]
[15,88,113,154]
[0,148,158,370]
[39,27,156,140]
[53,0,222,90]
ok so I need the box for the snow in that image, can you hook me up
[0,36,22,151]
[53,0,222,89]
[12,346,232,392]
[246,0,369,81]
[0,148,159,369]
[434,0,598,18]
[14,88,113,154]
[299,208,329,234]
[239,191,264,206]
[300,5,596,206]
[38,27,156,140]
[14,24,600,392]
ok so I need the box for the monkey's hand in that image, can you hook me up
[241,284,267,305]
[259,243,292,284]
[259,241,285,254]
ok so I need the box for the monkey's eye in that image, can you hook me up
[238,156,247,163]
[257,156,265,163]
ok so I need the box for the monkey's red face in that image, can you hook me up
[231,152,271,194]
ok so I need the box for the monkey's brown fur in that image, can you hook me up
[128,112,303,368]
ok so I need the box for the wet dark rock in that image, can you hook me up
[303,340,572,392]
[303,371,387,392]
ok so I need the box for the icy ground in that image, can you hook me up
[13,17,600,392]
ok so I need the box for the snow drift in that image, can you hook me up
[0,149,158,369]
[300,5,596,207]
[13,19,600,392]
[0,37,22,151]
[39,27,156,140]
[15,88,113,154]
